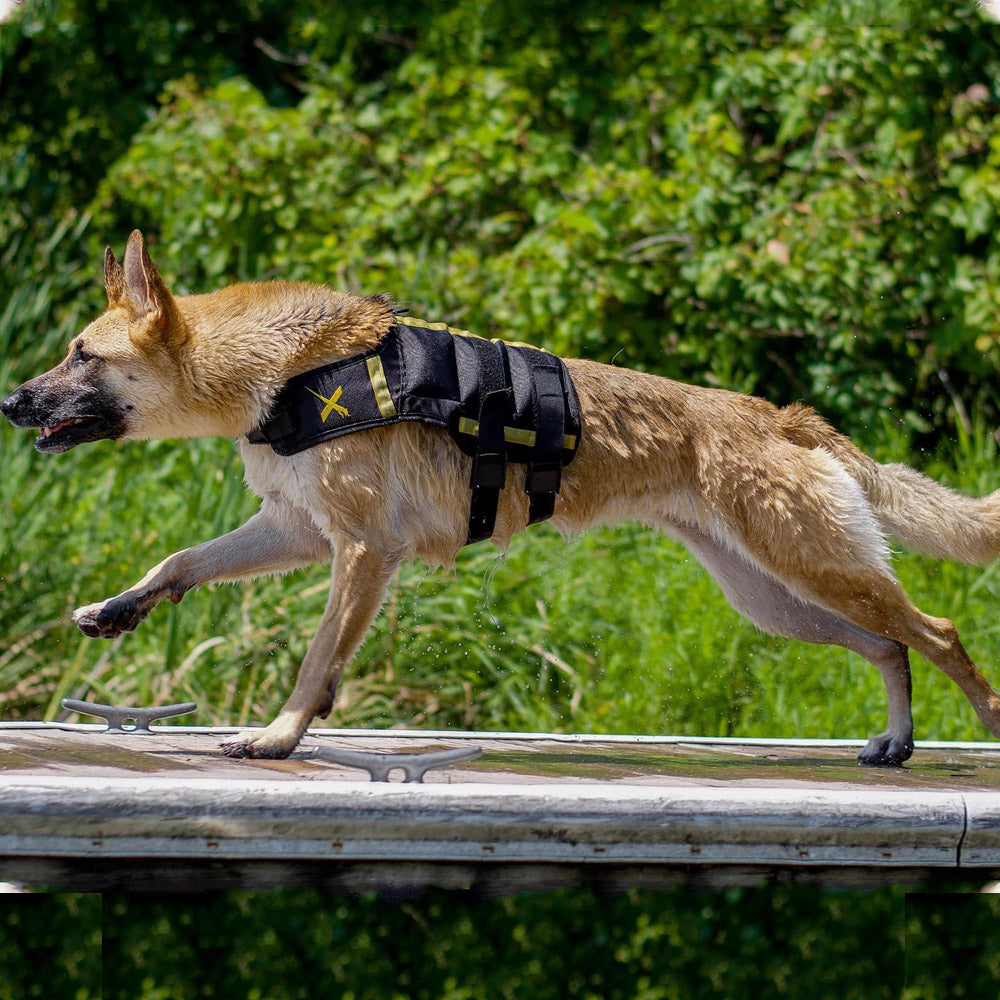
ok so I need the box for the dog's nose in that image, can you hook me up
[0,387,24,421]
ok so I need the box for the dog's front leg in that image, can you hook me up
[72,502,331,639]
[220,539,402,759]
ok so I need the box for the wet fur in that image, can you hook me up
[4,230,1000,764]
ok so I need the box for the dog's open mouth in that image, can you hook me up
[36,416,114,452]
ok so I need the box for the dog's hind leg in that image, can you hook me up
[676,441,1000,754]
[719,456,1000,747]
[72,500,331,639]
[793,564,1000,746]
[675,526,915,766]
[221,539,402,759]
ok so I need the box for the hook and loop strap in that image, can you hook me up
[525,356,569,525]
[465,338,510,544]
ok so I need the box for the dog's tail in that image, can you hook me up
[779,403,1000,565]
[862,461,1000,564]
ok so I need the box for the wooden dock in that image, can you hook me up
[2,723,1000,892]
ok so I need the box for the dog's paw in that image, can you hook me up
[72,594,150,639]
[220,729,301,760]
[857,731,914,768]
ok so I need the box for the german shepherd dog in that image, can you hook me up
[4,230,1000,764]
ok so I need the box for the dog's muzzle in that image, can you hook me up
[1,378,127,452]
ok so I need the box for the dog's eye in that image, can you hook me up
[71,343,100,366]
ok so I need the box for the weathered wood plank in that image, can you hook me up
[0,724,998,890]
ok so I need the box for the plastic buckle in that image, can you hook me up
[246,410,294,444]
[527,463,561,494]
[471,451,506,491]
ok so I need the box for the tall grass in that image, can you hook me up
[3,245,1000,744]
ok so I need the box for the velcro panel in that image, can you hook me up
[395,324,462,427]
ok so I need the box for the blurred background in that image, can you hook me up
[4,5,1000,994]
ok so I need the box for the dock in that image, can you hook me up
[2,723,1000,892]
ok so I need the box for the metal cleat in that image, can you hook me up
[60,698,197,733]
[311,743,482,782]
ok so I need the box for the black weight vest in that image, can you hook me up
[247,318,582,544]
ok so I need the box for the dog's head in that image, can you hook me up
[1,230,190,452]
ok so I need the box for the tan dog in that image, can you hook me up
[4,230,1000,764]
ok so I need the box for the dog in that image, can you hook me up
[4,229,1000,765]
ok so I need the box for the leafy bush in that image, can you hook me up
[0,895,100,1000]
[101,886,903,1000]
[79,0,1000,439]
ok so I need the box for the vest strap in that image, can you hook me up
[466,338,510,544]
[525,357,568,525]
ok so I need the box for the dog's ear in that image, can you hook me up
[104,247,125,307]
[121,230,182,349]
[122,229,168,319]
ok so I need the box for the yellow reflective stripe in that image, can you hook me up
[457,417,576,451]
[503,426,536,447]
[460,416,532,445]
[395,315,477,338]
[491,337,549,354]
[366,356,397,418]
[396,315,548,352]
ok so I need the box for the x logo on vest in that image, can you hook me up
[306,385,349,422]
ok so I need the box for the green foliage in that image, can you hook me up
[100,886,902,1000]
[0,895,101,1000]
[904,894,1000,999]
[0,0,307,227]
[5,0,1000,434]
[75,0,1000,436]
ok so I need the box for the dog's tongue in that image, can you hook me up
[41,418,80,437]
